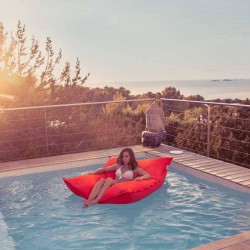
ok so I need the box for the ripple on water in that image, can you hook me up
[0,166,250,250]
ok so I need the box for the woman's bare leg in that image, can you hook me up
[88,177,114,205]
[83,178,105,206]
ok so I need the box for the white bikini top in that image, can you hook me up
[115,166,133,180]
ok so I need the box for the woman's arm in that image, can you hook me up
[94,164,118,174]
[133,168,151,181]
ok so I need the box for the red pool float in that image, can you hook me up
[63,157,173,204]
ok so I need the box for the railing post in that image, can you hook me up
[160,99,163,109]
[44,108,49,156]
[207,104,211,157]
[104,104,108,148]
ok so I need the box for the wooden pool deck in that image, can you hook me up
[191,231,250,250]
[148,144,250,193]
[0,144,249,250]
[0,144,249,188]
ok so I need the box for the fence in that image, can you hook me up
[1,98,249,168]
[160,98,250,168]
[0,99,154,162]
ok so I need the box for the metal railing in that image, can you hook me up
[160,98,250,168]
[0,99,154,162]
[0,97,249,168]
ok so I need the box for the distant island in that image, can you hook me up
[212,79,234,82]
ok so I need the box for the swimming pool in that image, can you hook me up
[0,153,250,250]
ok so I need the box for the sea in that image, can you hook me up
[88,79,250,100]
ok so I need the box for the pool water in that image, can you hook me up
[0,154,250,250]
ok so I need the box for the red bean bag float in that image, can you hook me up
[63,157,173,204]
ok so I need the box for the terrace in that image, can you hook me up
[0,98,249,249]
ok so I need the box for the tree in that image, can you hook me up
[0,21,90,107]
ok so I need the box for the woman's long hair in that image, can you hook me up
[117,148,138,170]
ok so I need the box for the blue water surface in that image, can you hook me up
[0,154,250,250]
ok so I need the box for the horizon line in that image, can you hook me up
[88,78,250,84]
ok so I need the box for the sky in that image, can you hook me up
[0,0,250,84]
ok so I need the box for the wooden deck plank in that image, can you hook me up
[225,175,250,182]
[205,169,249,177]
[186,162,224,169]
[191,164,236,172]
[176,157,226,165]
[191,231,250,250]
[195,163,234,169]
[174,156,214,164]
[217,170,250,178]
[206,168,248,174]
[196,168,249,179]
[176,159,218,166]
[181,160,216,166]
[223,173,250,180]
[171,155,201,161]
[193,163,245,171]
[237,180,250,186]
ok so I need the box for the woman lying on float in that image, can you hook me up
[83,148,151,207]
[63,148,173,207]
